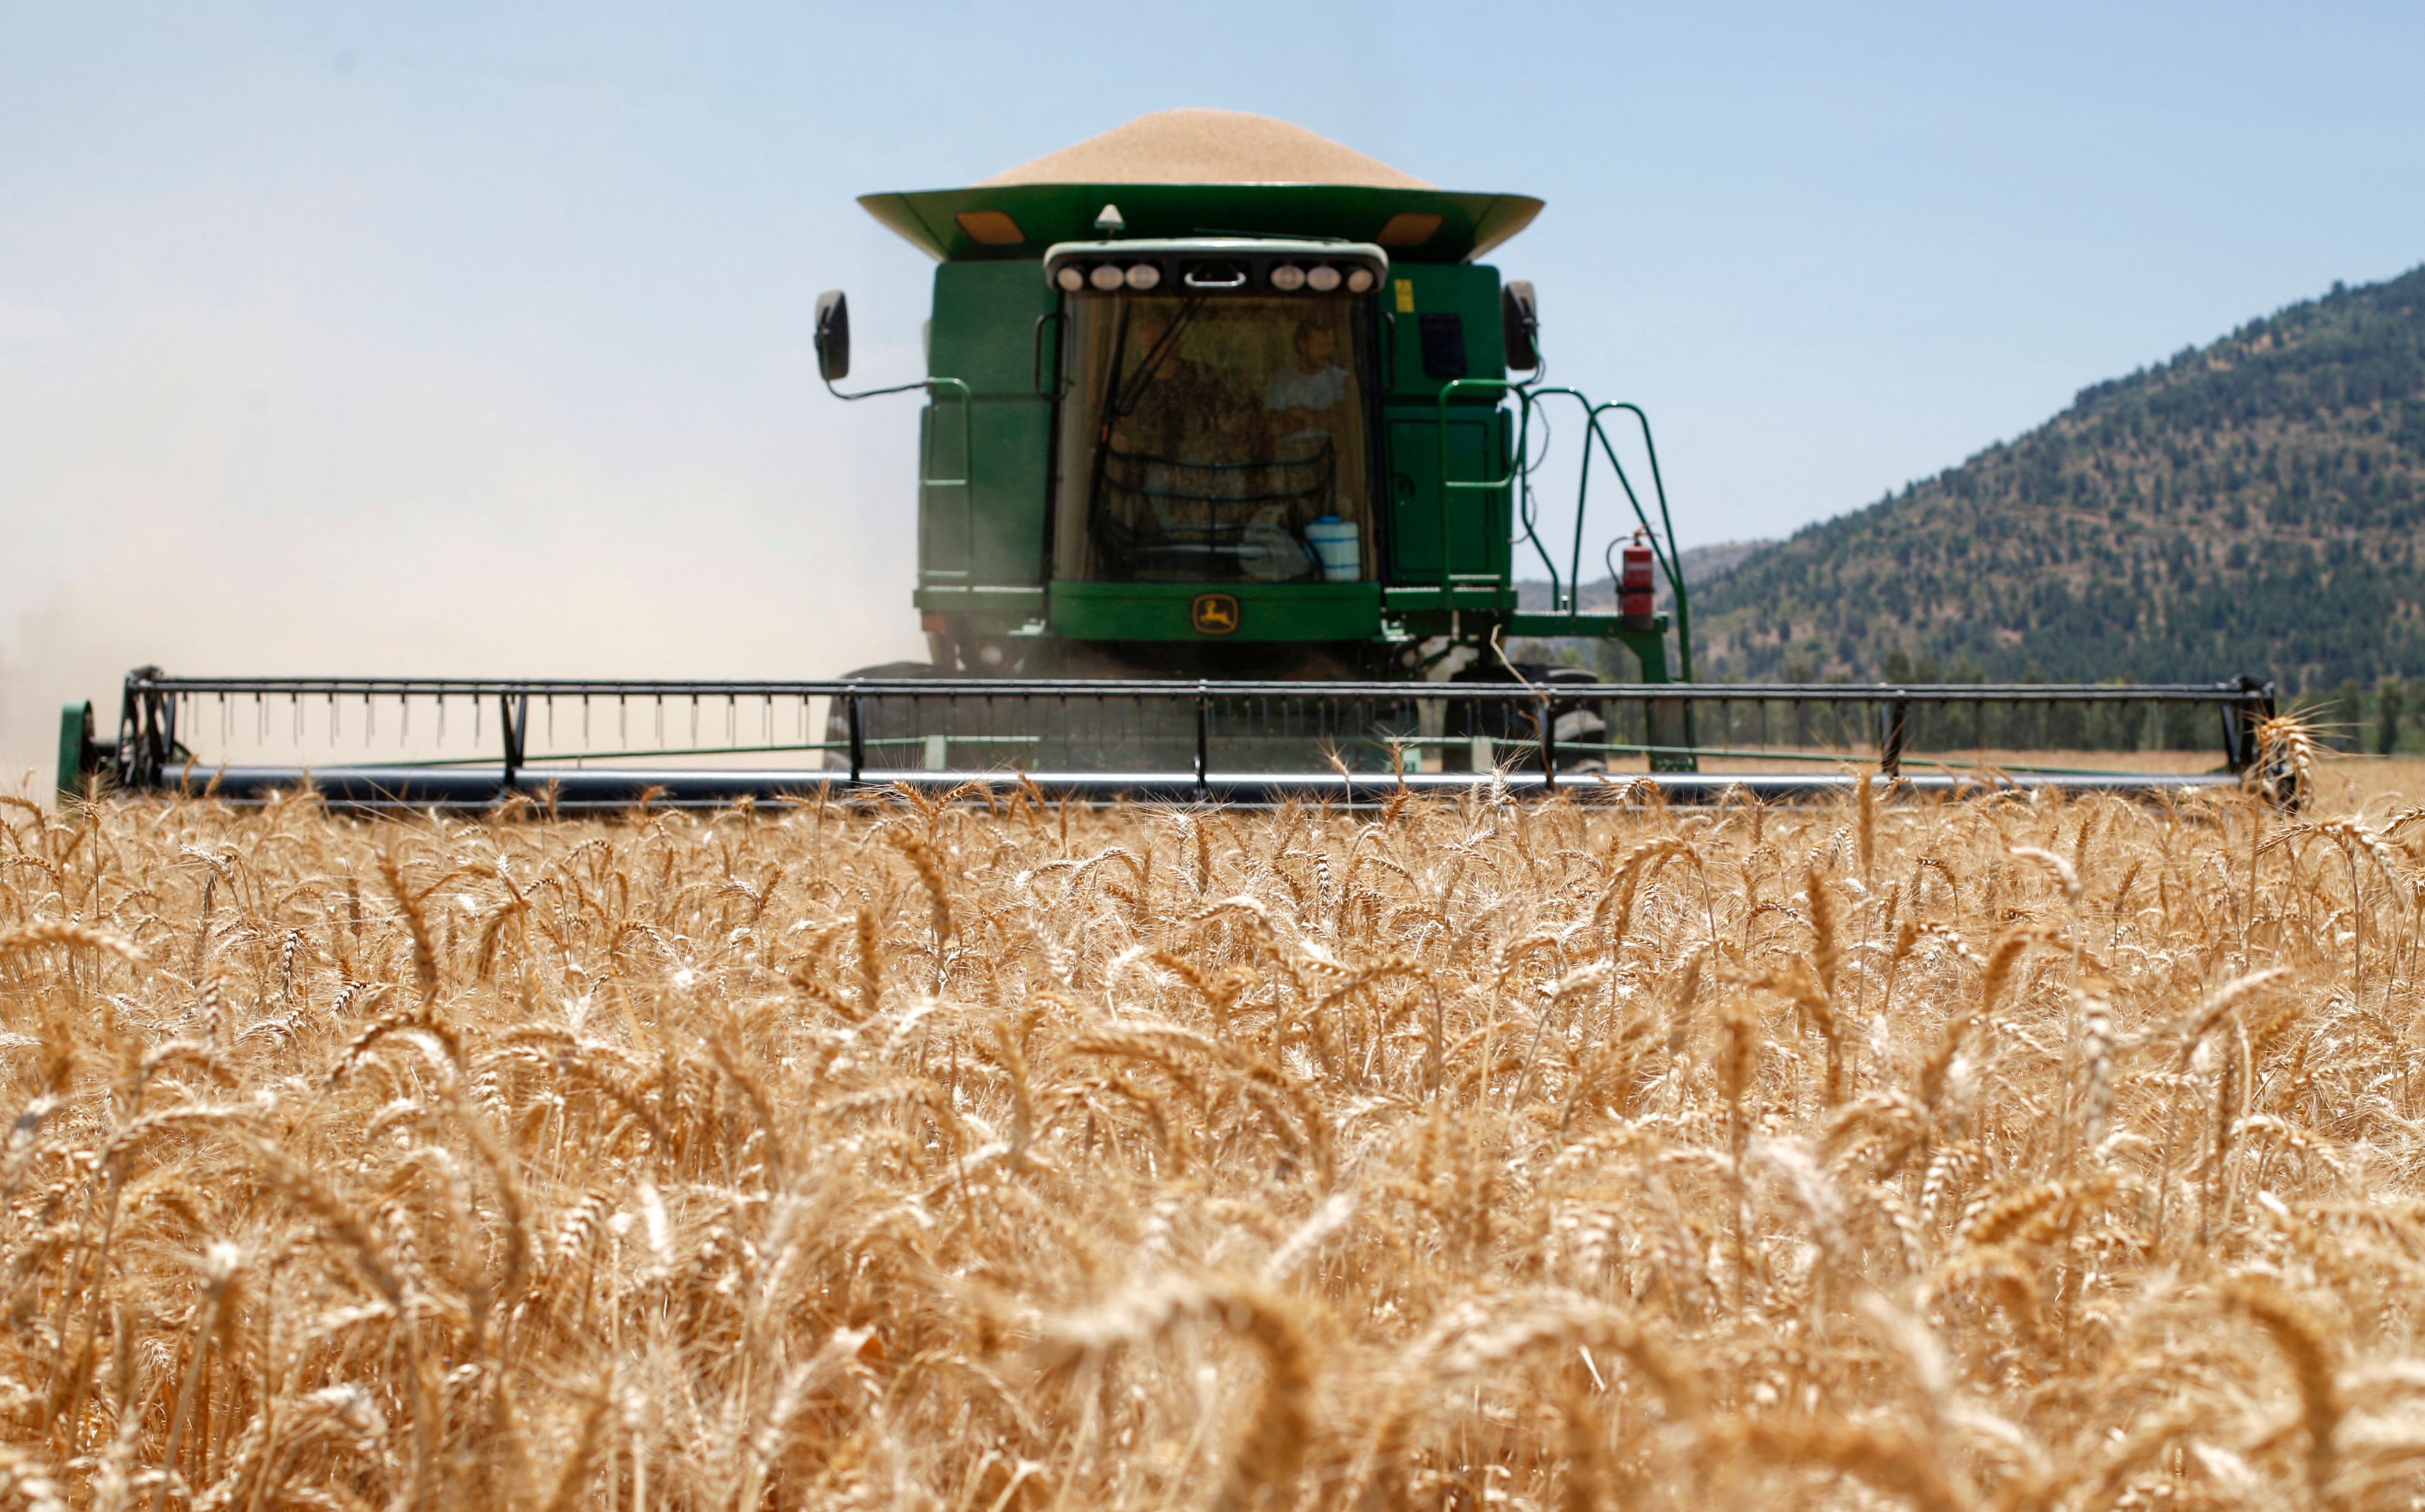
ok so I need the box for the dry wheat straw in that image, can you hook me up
[0,773,2418,1511]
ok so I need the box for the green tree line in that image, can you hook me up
[1689,264,2425,695]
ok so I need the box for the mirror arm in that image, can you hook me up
[822,374,929,402]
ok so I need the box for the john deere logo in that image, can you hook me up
[1191,593,1241,636]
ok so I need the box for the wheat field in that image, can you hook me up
[3,772,2423,1512]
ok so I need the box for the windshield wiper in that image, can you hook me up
[1107,295,1207,420]
[1086,296,1210,547]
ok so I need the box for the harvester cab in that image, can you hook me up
[822,109,1690,704]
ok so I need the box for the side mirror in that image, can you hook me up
[1501,280,1540,372]
[814,290,851,382]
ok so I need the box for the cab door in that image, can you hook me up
[1376,265,1510,591]
[1386,412,1507,583]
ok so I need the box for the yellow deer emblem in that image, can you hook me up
[1190,593,1241,636]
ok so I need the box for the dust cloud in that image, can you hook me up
[0,296,926,790]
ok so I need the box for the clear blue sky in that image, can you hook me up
[2,2,2421,767]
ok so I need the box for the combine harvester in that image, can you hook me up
[60,112,2279,810]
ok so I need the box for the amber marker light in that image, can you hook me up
[952,210,1025,246]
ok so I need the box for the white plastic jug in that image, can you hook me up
[1304,516,1360,583]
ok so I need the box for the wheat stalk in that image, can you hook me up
[0,767,2408,1511]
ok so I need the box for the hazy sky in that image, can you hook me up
[4,2,2423,774]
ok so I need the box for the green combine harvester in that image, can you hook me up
[829,109,1679,686]
[58,112,2281,808]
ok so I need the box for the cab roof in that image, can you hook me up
[860,109,1542,265]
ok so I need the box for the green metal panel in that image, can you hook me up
[1374,264,1512,600]
[1619,626,1673,683]
[920,261,1056,608]
[1384,412,1510,585]
[1381,264,1505,400]
[1051,582,1381,642]
[913,586,1046,616]
[1504,615,1673,677]
[58,700,90,799]
[1505,611,1667,639]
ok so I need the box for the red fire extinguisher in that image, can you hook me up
[1619,531,1656,629]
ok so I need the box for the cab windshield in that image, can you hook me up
[1052,294,1374,585]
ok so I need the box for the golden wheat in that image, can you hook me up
[1,774,2423,1511]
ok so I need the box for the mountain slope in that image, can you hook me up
[1692,265,2425,689]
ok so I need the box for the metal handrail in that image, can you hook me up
[818,369,978,589]
[1501,384,1593,607]
[1590,402,1691,682]
[1424,383,1695,691]
[1431,378,1524,599]
[917,377,977,586]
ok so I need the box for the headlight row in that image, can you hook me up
[1052,261,1375,295]
[1054,262,1163,292]
[1267,264,1373,294]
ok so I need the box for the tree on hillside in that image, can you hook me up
[1690,262,2425,690]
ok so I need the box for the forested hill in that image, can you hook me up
[1692,264,2425,690]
